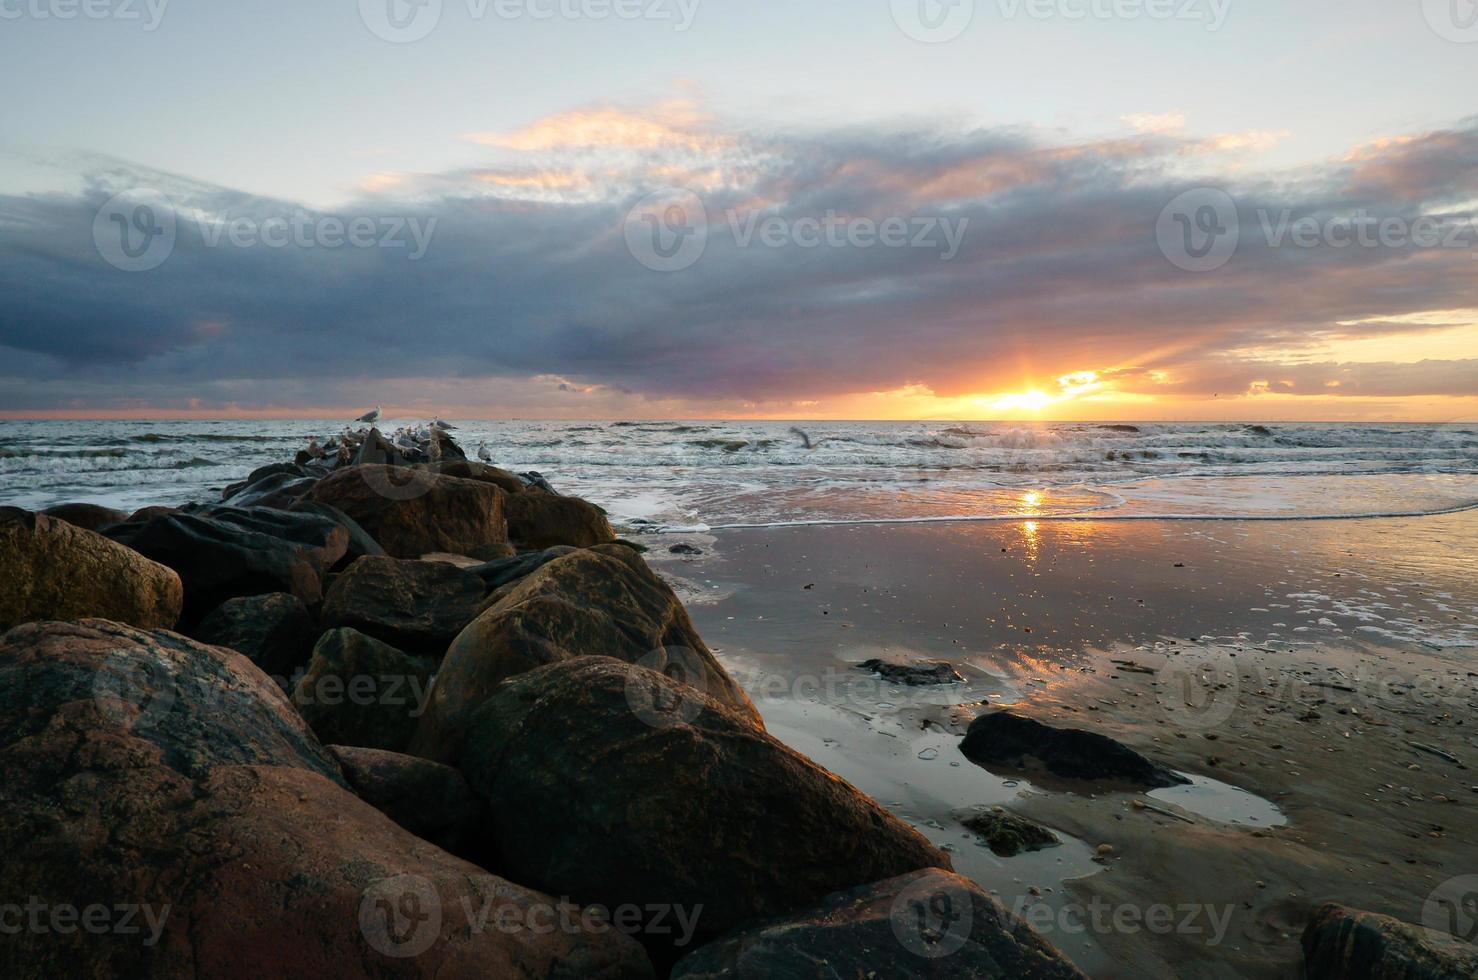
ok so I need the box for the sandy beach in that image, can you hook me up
[648,511,1478,977]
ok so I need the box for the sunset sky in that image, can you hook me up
[1,0,1476,420]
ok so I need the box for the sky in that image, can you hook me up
[1,0,1476,420]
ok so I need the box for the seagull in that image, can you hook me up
[432,418,457,431]
[356,405,381,425]
[477,442,493,463]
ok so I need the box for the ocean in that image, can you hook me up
[1,419,1475,530]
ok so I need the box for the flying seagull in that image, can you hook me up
[356,405,381,425]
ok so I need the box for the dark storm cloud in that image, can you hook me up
[1,115,1476,412]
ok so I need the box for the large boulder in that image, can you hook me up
[307,465,508,559]
[411,544,759,762]
[672,868,1085,979]
[103,505,349,625]
[40,501,128,531]
[425,460,528,496]
[289,500,386,567]
[457,657,951,956]
[504,492,615,549]
[331,745,483,859]
[221,461,321,500]
[192,592,317,682]
[0,620,653,979]
[1301,903,1478,980]
[293,628,436,752]
[221,471,320,510]
[0,508,183,631]
[960,711,1189,789]
[321,556,486,657]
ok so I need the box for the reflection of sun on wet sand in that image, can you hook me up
[658,508,1478,977]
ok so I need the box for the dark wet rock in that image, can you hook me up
[103,505,349,625]
[1098,424,1142,434]
[40,501,128,530]
[0,620,652,980]
[287,499,385,566]
[960,711,1190,789]
[221,471,320,510]
[672,867,1085,979]
[412,545,759,762]
[426,459,529,495]
[1246,424,1275,437]
[192,592,317,682]
[858,658,965,686]
[962,808,1060,857]
[0,508,183,631]
[519,471,559,494]
[221,461,320,500]
[292,627,436,753]
[125,504,178,523]
[457,656,951,957]
[505,492,615,549]
[467,545,579,591]
[321,556,486,657]
[668,543,703,556]
[467,541,518,561]
[307,465,508,559]
[1302,903,1478,980]
[330,745,484,860]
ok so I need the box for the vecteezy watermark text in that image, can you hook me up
[0,898,170,946]
[0,0,168,29]
[624,190,969,272]
[93,189,437,272]
[359,0,699,43]
[891,0,1230,43]
[1158,187,1478,272]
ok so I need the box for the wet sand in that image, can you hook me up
[643,510,1477,978]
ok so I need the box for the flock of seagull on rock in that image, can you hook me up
[296,407,497,469]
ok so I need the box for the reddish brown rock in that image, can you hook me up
[0,620,653,980]
[330,745,484,859]
[504,492,615,549]
[1302,903,1478,980]
[40,501,128,530]
[457,657,951,957]
[673,868,1086,979]
[411,544,759,762]
[308,465,508,560]
[320,556,486,657]
[424,460,529,496]
[0,508,183,632]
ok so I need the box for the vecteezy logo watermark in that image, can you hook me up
[624,190,709,272]
[0,898,171,945]
[359,0,443,43]
[1154,648,1240,730]
[1156,187,1239,272]
[359,0,699,43]
[891,0,1230,42]
[357,876,705,958]
[360,875,442,958]
[1012,896,1236,946]
[891,0,976,43]
[890,875,975,958]
[623,190,970,271]
[92,648,179,730]
[0,0,170,30]
[1423,875,1478,945]
[1423,0,1478,42]
[625,646,711,728]
[93,189,176,273]
[92,190,438,272]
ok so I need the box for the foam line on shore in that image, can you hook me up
[699,499,1478,530]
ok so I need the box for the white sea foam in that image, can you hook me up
[0,419,1473,528]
